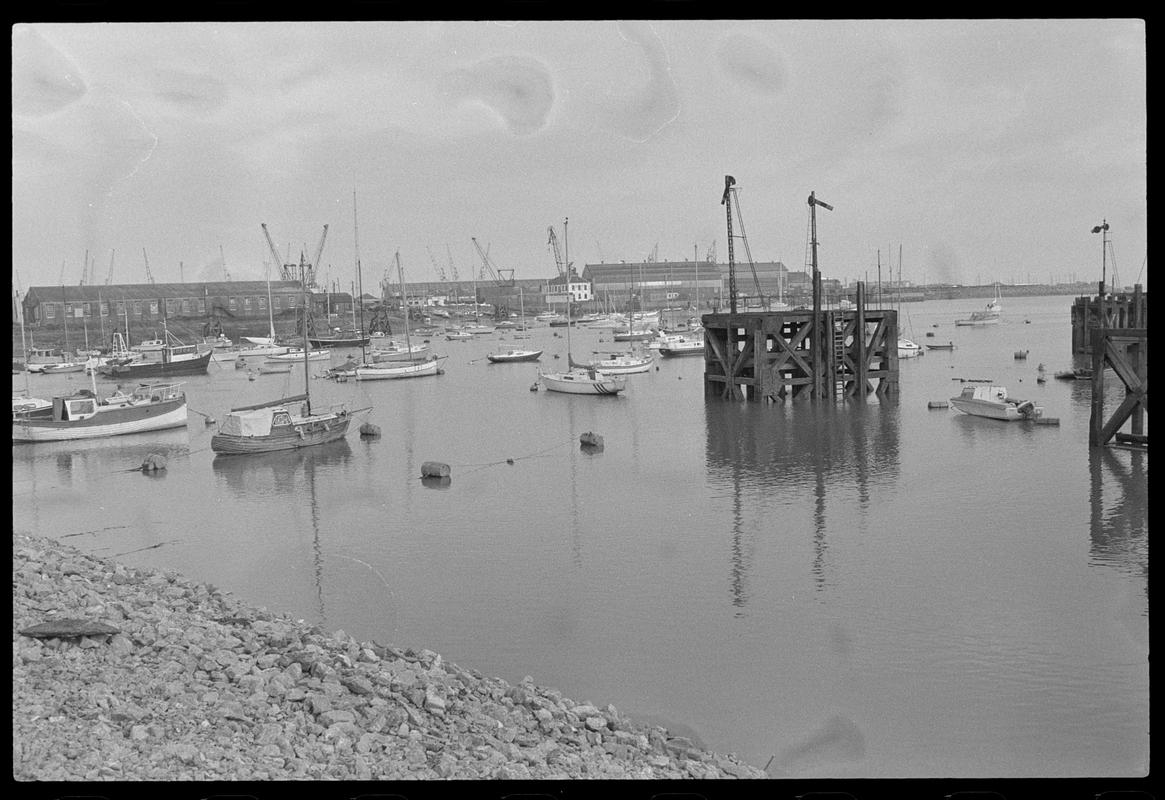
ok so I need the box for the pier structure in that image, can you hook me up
[1088,324,1148,450]
[1071,283,1147,354]
[702,281,898,402]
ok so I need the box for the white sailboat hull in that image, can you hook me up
[354,360,441,380]
[540,369,626,395]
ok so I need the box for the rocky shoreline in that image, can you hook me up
[12,531,766,782]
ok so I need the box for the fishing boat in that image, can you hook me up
[211,240,367,456]
[955,283,1003,326]
[100,328,212,378]
[355,251,444,381]
[658,337,705,358]
[24,347,65,373]
[949,385,1043,421]
[539,218,627,396]
[131,337,167,353]
[1054,367,1093,381]
[486,349,543,363]
[925,341,957,351]
[13,373,188,442]
[446,329,473,341]
[257,361,294,375]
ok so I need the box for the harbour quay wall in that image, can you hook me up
[12,531,765,782]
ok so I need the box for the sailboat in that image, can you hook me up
[539,219,627,395]
[488,287,540,361]
[355,252,445,380]
[211,238,367,455]
[43,286,87,373]
[955,282,1003,326]
[894,246,923,358]
[12,288,52,416]
[240,266,286,348]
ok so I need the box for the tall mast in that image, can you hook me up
[396,251,412,354]
[353,189,366,364]
[301,256,311,414]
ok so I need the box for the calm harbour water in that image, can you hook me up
[11,294,1148,779]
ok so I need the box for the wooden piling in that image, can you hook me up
[702,280,898,403]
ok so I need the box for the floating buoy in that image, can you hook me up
[927,401,950,409]
[359,422,381,437]
[579,432,604,448]
[421,476,451,490]
[1014,350,1029,359]
[141,453,167,472]
[421,461,451,478]
[506,458,514,465]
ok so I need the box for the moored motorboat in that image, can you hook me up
[658,338,705,358]
[897,337,924,358]
[949,385,1043,421]
[12,380,188,442]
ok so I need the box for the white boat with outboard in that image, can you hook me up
[12,378,188,442]
[949,385,1043,421]
[658,337,705,358]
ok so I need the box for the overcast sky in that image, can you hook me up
[12,19,1147,294]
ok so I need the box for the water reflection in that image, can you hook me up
[704,400,901,607]
[211,440,354,622]
[1088,446,1149,591]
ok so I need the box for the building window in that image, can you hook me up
[243,297,252,312]
[258,295,267,310]
[45,303,56,319]
[228,297,238,312]
[182,299,191,314]
[196,299,205,314]
[100,302,108,317]
[133,301,142,317]
[167,299,179,315]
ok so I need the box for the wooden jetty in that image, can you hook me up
[1089,326,1148,450]
[1071,283,1146,354]
[703,281,898,402]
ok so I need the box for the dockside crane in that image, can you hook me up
[470,237,515,286]
[262,223,328,288]
[142,248,155,284]
[547,226,566,278]
[720,175,764,313]
[427,246,448,282]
